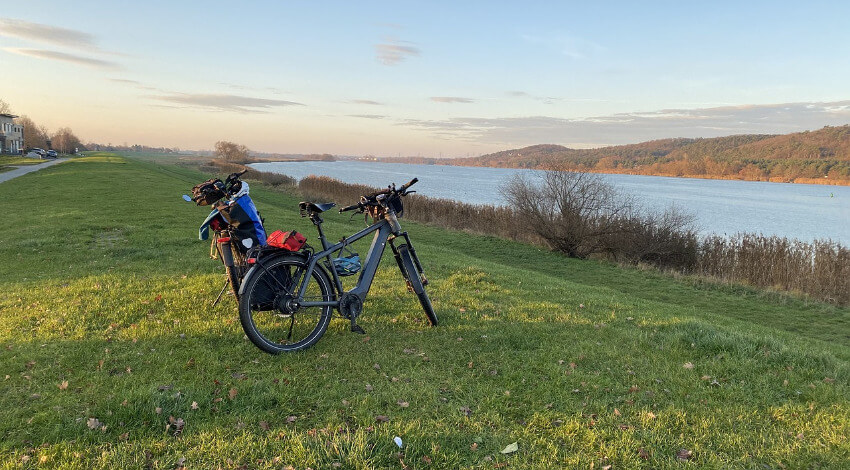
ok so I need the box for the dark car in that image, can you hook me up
[46,150,58,158]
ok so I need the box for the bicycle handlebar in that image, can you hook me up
[338,178,419,213]
[339,202,361,213]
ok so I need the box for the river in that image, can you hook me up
[250,160,850,244]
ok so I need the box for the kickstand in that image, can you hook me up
[211,278,229,307]
[350,318,366,335]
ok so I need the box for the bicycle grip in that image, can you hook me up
[400,178,418,192]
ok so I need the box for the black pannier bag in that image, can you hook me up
[191,179,226,206]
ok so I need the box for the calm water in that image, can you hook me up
[251,160,850,244]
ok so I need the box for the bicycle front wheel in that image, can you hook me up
[397,244,438,326]
[238,254,334,353]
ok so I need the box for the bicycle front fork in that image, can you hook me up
[389,233,428,287]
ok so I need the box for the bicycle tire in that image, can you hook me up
[238,253,333,353]
[397,244,438,326]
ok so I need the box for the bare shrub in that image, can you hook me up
[502,169,697,267]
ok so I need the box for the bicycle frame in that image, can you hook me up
[295,217,397,309]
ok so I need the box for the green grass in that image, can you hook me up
[1,153,848,468]
[0,155,45,173]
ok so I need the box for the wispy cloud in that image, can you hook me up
[0,17,122,56]
[375,38,420,65]
[151,93,304,113]
[348,114,386,120]
[0,17,95,49]
[109,77,159,91]
[4,47,120,69]
[431,96,475,104]
[351,99,384,106]
[399,101,850,147]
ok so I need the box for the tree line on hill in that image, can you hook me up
[381,125,850,185]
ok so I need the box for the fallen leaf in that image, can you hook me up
[422,455,432,464]
[259,421,270,431]
[176,457,186,468]
[646,411,657,419]
[119,432,129,441]
[286,415,297,423]
[228,388,238,400]
[613,408,621,416]
[683,362,694,369]
[373,363,381,370]
[460,406,472,416]
[470,442,479,451]
[823,377,835,384]
[231,372,247,380]
[87,418,102,430]
[155,407,162,414]
[397,400,409,408]
[191,401,199,410]
[365,384,374,392]
[500,442,519,454]
[638,447,650,460]
[154,295,162,301]
[676,449,693,461]
[375,415,390,423]
[459,308,466,312]
[59,380,69,390]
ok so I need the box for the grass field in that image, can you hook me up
[0,155,45,173]
[1,153,848,468]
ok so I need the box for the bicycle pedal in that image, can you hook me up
[350,323,366,335]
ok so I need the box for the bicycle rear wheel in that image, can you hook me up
[238,254,334,353]
[397,244,438,326]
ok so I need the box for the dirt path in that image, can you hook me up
[0,158,68,183]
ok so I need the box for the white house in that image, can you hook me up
[0,113,24,154]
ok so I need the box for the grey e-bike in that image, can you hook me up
[237,178,437,353]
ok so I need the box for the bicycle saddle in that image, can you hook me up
[299,201,336,214]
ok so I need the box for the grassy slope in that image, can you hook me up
[0,155,45,173]
[0,154,848,468]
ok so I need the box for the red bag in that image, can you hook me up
[266,230,306,251]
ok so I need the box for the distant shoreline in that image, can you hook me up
[265,158,850,188]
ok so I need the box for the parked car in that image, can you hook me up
[46,150,58,158]
[26,148,47,158]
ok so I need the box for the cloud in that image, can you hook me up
[109,78,141,85]
[348,114,386,119]
[431,96,475,104]
[0,17,96,49]
[4,47,120,69]
[151,93,304,113]
[351,99,384,105]
[375,38,420,65]
[399,101,850,147]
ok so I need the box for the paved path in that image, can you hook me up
[0,158,69,183]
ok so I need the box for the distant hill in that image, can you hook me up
[400,126,850,185]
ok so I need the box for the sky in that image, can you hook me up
[2,1,850,157]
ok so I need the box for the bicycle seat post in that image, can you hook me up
[310,211,331,251]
